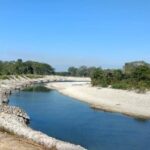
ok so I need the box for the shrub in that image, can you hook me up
[111,81,132,90]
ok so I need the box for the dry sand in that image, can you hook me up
[46,81,150,119]
[0,131,46,150]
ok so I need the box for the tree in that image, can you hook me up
[87,67,97,77]
[0,59,55,75]
[76,66,87,77]
[131,65,150,81]
[91,68,104,86]
[112,69,123,82]
[68,67,78,76]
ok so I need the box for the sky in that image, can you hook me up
[0,0,150,71]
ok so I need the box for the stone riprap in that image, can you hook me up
[0,113,86,150]
[0,105,30,124]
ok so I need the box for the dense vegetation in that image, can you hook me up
[0,59,54,75]
[63,61,150,91]
[67,66,97,77]
[1,59,150,91]
[91,61,150,92]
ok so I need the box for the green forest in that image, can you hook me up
[0,59,54,76]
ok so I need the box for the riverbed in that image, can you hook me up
[9,90,150,150]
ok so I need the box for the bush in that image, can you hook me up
[111,81,132,90]
[91,61,150,91]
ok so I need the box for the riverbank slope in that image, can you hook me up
[0,131,47,150]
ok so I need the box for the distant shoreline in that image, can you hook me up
[46,81,150,120]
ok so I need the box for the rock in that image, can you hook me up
[0,92,9,104]
[0,113,86,150]
[0,105,30,124]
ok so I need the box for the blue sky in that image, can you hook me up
[0,0,150,71]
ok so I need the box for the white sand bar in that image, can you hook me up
[46,81,150,119]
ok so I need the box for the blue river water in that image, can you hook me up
[9,90,150,150]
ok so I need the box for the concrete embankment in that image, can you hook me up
[0,76,88,150]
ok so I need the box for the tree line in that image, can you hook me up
[91,61,150,92]
[57,66,97,77]
[58,61,150,91]
[1,59,150,91]
[0,59,54,75]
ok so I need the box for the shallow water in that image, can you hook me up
[9,90,150,150]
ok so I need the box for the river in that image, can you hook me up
[9,90,150,150]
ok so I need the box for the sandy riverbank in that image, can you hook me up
[46,81,150,119]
